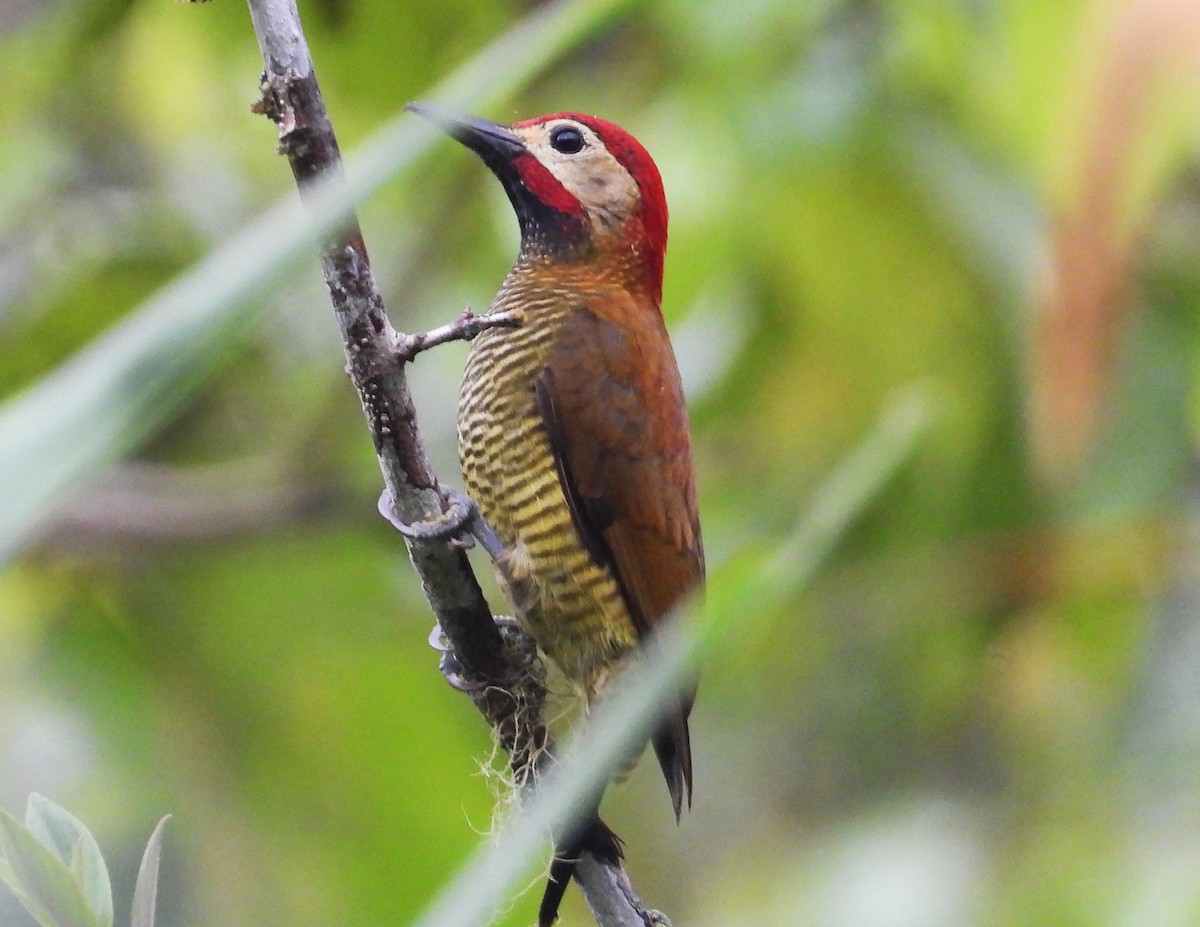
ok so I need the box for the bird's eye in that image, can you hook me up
[549,125,586,154]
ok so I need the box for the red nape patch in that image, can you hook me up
[512,153,585,219]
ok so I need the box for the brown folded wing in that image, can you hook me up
[536,295,703,815]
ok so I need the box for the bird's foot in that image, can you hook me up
[428,615,527,692]
[427,622,471,691]
[377,486,472,543]
[377,488,505,558]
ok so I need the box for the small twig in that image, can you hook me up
[35,460,327,549]
[393,307,524,363]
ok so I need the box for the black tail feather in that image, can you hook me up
[651,694,694,821]
[537,814,623,927]
[538,686,694,924]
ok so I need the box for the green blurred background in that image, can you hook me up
[3,0,1200,924]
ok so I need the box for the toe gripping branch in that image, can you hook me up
[426,614,529,694]
[377,486,506,562]
[378,486,517,692]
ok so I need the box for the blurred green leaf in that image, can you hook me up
[25,795,113,927]
[67,836,112,927]
[0,0,644,569]
[129,816,170,927]
[24,794,82,869]
[3,0,1198,924]
[0,810,100,927]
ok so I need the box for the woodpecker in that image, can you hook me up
[408,103,703,924]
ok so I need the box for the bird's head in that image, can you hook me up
[408,104,668,303]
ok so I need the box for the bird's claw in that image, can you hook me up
[427,617,529,692]
[428,623,452,652]
[378,488,510,566]
[428,623,471,691]
[377,488,476,545]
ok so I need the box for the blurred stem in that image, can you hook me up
[246,0,653,925]
[1031,0,1200,485]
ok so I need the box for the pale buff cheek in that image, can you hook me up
[518,129,640,232]
[575,172,639,232]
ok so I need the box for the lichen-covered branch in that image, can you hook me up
[243,1,654,923]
